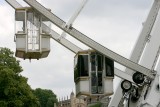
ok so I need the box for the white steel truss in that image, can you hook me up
[23,0,154,79]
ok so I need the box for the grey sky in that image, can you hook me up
[0,0,153,98]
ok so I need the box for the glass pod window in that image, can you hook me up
[41,16,51,34]
[27,11,40,51]
[105,57,114,77]
[74,55,89,81]
[97,54,103,71]
[90,53,103,94]
[15,10,26,34]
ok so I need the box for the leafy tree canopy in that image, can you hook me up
[33,88,58,107]
[89,102,102,107]
[0,47,40,107]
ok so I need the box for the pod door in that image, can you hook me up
[90,53,103,94]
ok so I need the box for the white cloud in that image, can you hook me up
[0,0,153,98]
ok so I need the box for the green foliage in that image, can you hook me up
[0,47,40,107]
[0,48,22,74]
[33,88,58,107]
[47,97,57,107]
[89,102,102,107]
[0,101,7,107]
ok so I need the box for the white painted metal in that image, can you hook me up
[75,78,90,97]
[109,0,160,106]
[42,23,82,53]
[139,10,160,70]
[129,0,160,68]
[65,0,88,28]
[5,0,22,8]
[128,7,160,106]
[59,0,89,39]
[23,0,154,79]
[103,78,114,96]
[144,75,160,107]
[114,68,133,83]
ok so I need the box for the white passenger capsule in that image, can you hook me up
[74,50,114,97]
[15,7,50,60]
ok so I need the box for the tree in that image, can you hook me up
[0,48,40,107]
[46,97,57,107]
[33,88,58,107]
[89,102,102,107]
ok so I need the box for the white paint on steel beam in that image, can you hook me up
[5,0,22,8]
[59,0,89,39]
[109,0,160,106]
[23,0,154,79]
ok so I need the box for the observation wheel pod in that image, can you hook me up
[15,7,50,60]
[74,50,114,97]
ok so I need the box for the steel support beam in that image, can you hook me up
[109,0,160,106]
[24,0,154,79]
[6,0,135,83]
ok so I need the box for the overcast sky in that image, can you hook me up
[0,0,153,99]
